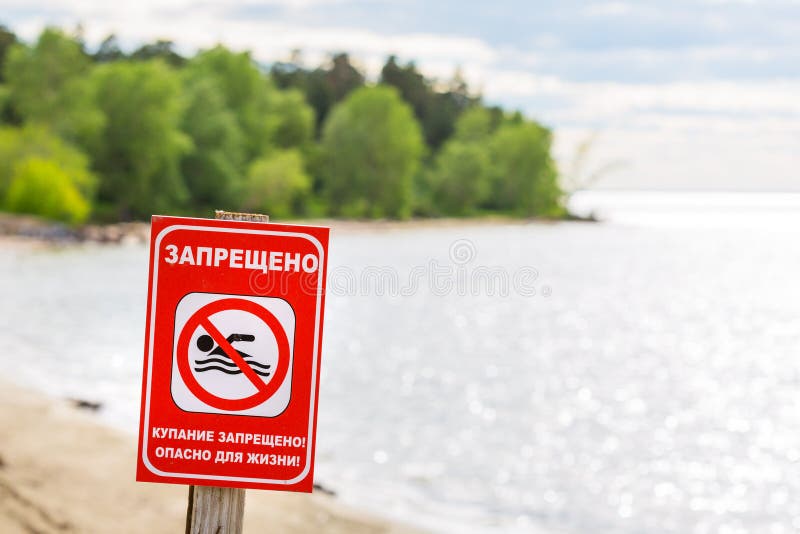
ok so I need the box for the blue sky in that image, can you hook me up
[4,0,800,190]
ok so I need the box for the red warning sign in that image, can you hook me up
[137,216,329,492]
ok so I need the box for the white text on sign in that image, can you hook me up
[150,426,307,466]
[151,427,308,448]
[163,245,319,274]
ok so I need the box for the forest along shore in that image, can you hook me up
[0,380,422,534]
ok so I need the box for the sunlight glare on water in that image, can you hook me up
[2,192,800,533]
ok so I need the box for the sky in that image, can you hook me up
[3,0,800,191]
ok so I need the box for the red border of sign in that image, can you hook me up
[137,216,328,491]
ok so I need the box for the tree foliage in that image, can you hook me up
[428,141,491,215]
[422,107,497,215]
[185,47,279,160]
[91,60,190,219]
[0,25,566,223]
[242,149,311,218]
[452,106,495,143]
[487,122,563,216]
[131,40,185,66]
[381,56,476,150]
[179,75,245,210]
[93,34,125,63]
[4,28,104,148]
[180,48,314,210]
[5,157,91,224]
[321,86,424,218]
[0,24,17,83]
[270,88,315,151]
[272,52,365,133]
[0,125,95,201]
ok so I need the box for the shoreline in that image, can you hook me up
[0,379,422,534]
[0,212,592,246]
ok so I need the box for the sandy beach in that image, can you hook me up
[0,380,421,534]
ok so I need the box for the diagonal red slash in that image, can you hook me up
[200,318,269,394]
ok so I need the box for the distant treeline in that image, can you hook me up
[0,25,563,223]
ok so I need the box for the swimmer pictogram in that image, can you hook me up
[193,333,272,377]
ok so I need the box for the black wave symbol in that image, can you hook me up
[194,357,272,377]
[195,358,271,370]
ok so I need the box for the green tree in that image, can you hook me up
[428,141,490,215]
[418,107,496,216]
[3,28,104,147]
[181,47,313,210]
[452,106,494,142]
[325,53,365,102]
[93,34,126,63]
[0,24,17,83]
[320,86,424,218]
[487,121,563,216]
[185,46,278,160]
[0,26,16,124]
[0,125,95,201]
[242,149,311,218]
[304,53,365,132]
[91,60,190,219]
[380,57,477,150]
[270,50,306,90]
[270,88,315,151]
[380,56,428,118]
[179,75,244,210]
[131,40,185,67]
[5,157,91,224]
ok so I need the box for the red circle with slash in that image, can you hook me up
[177,298,290,411]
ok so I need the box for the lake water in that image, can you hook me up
[3,191,800,533]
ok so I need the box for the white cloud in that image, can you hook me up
[480,70,800,122]
[485,72,800,191]
[555,122,800,191]
[582,2,633,17]
[10,1,497,67]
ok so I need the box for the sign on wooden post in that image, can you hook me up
[136,213,329,501]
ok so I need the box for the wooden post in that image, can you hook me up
[186,485,246,534]
[185,210,270,534]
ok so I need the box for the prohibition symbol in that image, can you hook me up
[175,296,293,412]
